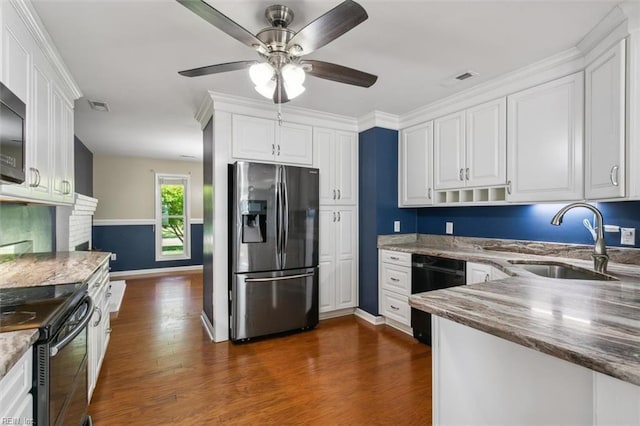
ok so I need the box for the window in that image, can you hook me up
[155,173,190,261]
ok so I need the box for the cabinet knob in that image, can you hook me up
[610,165,619,186]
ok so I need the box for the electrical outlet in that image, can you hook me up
[445,222,454,235]
[393,221,401,233]
[110,253,117,261]
[621,228,635,246]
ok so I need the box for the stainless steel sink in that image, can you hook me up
[508,260,617,281]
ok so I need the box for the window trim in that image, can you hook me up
[155,173,191,262]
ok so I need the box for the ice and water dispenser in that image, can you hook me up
[240,199,267,243]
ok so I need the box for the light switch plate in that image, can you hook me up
[110,253,117,261]
[394,221,400,233]
[621,228,635,245]
[446,222,454,235]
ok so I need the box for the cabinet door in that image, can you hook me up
[318,207,336,313]
[507,72,584,202]
[334,131,357,205]
[277,122,313,165]
[2,6,30,103]
[434,111,465,190]
[313,127,336,205]
[466,98,506,187]
[61,101,74,202]
[585,40,626,200]
[29,62,52,197]
[399,122,433,206]
[51,86,68,200]
[335,206,357,309]
[232,115,276,162]
[466,262,493,285]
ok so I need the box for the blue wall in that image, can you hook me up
[92,223,203,272]
[359,127,415,315]
[417,201,640,249]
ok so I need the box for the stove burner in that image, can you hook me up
[1,310,36,326]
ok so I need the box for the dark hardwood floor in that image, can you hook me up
[89,273,432,424]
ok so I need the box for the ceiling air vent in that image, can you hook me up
[440,70,479,88]
[88,99,110,112]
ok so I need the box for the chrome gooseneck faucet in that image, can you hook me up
[551,202,608,274]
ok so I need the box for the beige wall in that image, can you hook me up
[93,155,203,220]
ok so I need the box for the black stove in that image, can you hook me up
[0,282,87,338]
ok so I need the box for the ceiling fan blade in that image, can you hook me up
[273,74,290,104]
[176,0,268,52]
[302,60,377,87]
[286,0,367,56]
[178,60,258,77]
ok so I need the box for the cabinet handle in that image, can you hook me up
[506,180,512,195]
[62,180,71,195]
[484,274,490,282]
[333,189,336,200]
[107,327,112,334]
[390,305,400,311]
[389,256,400,260]
[277,144,281,155]
[610,165,619,186]
[272,144,275,155]
[29,167,40,188]
[337,189,341,199]
[459,168,464,181]
[465,168,469,181]
[390,277,400,282]
[93,306,103,327]
[107,292,112,298]
[333,212,336,222]
[337,212,341,222]
[427,188,432,199]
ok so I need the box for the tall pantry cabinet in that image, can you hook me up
[314,128,358,314]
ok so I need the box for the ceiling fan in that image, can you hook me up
[176,0,377,104]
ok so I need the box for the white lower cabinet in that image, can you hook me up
[88,260,111,401]
[466,261,509,284]
[378,250,412,332]
[318,206,357,313]
[0,348,33,424]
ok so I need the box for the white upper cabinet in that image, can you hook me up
[0,0,77,205]
[313,127,357,205]
[399,121,433,206]
[434,98,506,190]
[434,111,465,190]
[507,72,584,202]
[232,114,312,165]
[465,98,507,187]
[585,39,626,200]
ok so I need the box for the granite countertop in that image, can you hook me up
[0,251,111,289]
[0,329,39,381]
[380,236,640,386]
[0,251,111,380]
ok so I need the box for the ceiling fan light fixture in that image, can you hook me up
[249,62,275,86]
[284,81,305,99]
[255,79,276,99]
[281,63,305,86]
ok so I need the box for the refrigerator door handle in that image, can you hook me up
[244,272,315,283]
[275,169,282,269]
[281,168,289,265]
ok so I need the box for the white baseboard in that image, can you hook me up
[109,265,203,279]
[354,308,385,325]
[319,307,356,320]
[384,318,414,336]
[200,311,215,341]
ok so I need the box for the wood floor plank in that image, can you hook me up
[89,274,432,424]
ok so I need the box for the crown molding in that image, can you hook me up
[195,94,214,129]
[204,91,359,131]
[399,47,584,129]
[357,110,400,132]
[577,4,628,56]
[10,0,83,100]
[620,1,640,31]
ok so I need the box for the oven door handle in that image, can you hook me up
[50,297,94,357]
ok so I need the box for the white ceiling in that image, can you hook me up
[31,0,620,161]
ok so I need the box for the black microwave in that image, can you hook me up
[0,82,26,184]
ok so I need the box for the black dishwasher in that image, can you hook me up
[411,254,466,345]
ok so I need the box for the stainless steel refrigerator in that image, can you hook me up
[229,161,319,341]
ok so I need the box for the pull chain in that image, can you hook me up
[277,102,283,126]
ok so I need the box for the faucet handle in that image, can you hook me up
[592,254,609,274]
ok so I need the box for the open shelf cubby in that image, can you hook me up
[433,185,508,205]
